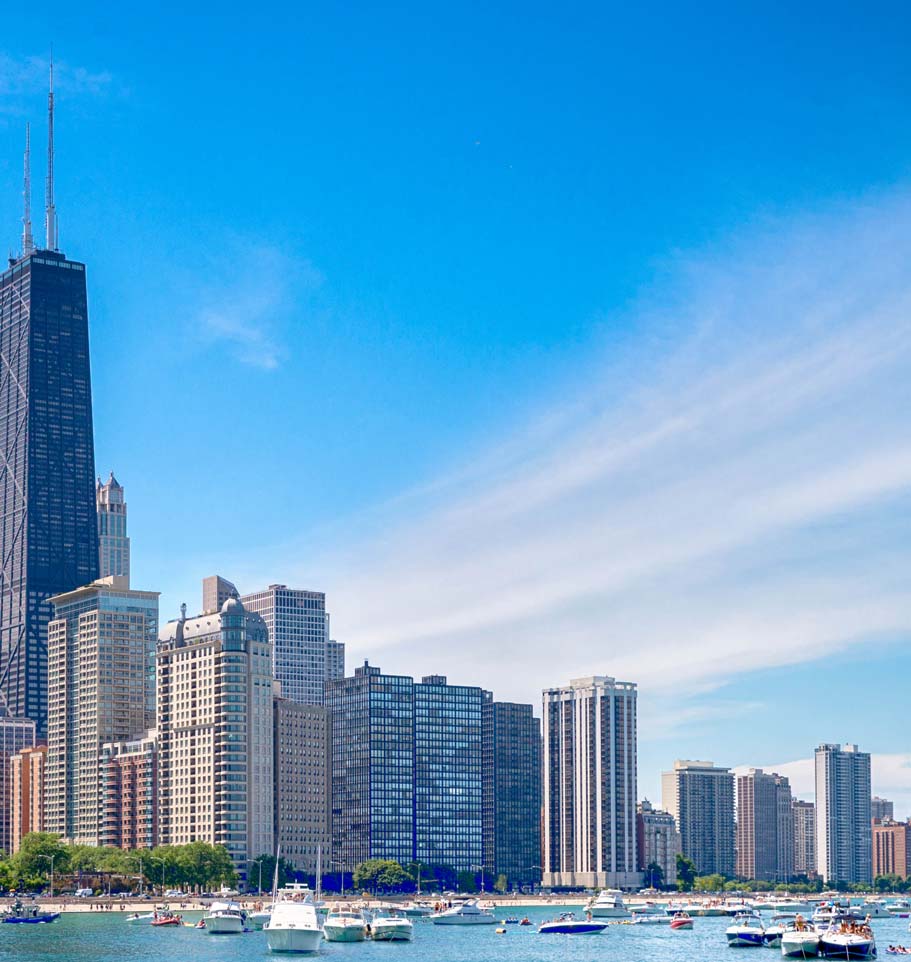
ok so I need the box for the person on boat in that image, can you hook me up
[795,914,806,931]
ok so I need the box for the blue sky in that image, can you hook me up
[2,2,911,810]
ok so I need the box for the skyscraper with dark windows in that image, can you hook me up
[0,231,99,739]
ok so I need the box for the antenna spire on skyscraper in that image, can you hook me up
[45,53,57,251]
[22,123,34,256]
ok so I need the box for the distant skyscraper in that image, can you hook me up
[202,574,238,614]
[96,473,130,582]
[327,663,414,871]
[45,577,159,844]
[872,797,894,822]
[815,743,872,884]
[157,595,273,872]
[792,799,817,877]
[0,717,36,853]
[99,729,158,850]
[482,698,542,888]
[542,676,639,888]
[637,799,682,887]
[662,760,735,876]
[242,585,340,705]
[273,697,331,873]
[0,254,99,736]
[9,743,45,853]
[736,769,794,882]
[872,820,911,879]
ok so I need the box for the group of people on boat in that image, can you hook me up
[835,918,873,938]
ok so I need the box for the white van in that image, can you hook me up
[74,888,93,898]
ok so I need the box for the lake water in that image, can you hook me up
[2,906,910,962]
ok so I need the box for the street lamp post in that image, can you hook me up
[331,860,346,898]
[37,854,55,899]
[131,856,145,897]
[471,864,485,893]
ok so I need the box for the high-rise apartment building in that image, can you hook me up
[792,799,817,877]
[327,663,414,870]
[100,730,158,850]
[202,574,238,615]
[0,717,36,852]
[815,743,872,884]
[273,697,331,873]
[482,698,542,888]
[872,819,911,879]
[10,743,45,852]
[96,473,129,581]
[637,799,682,887]
[157,595,273,872]
[45,576,159,844]
[542,676,639,888]
[0,249,99,737]
[662,760,735,876]
[736,769,793,882]
[872,797,895,822]
[242,585,341,706]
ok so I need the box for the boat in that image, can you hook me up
[266,899,323,953]
[203,900,247,934]
[502,917,520,925]
[887,901,911,918]
[323,910,368,942]
[371,914,414,941]
[726,911,768,947]
[818,919,876,960]
[670,912,694,930]
[814,903,863,926]
[519,917,532,926]
[781,921,821,959]
[632,900,668,916]
[766,915,799,948]
[770,900,816,915]
[250,908,272,929]
[539,912,608,934]
[696,899,735,917]
[399,902,434,917]
[860,901,892,919]
[0,898,60,924]
[126,912,155,923]
[589,888,631,918]
[431,900,497,925]
[151,913,182,927]
[632,912,672,924]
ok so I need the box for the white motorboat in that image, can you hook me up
[399,902,434,917]
[781,922,820,959]
[887,900,911,918]
[250,909,272,929]
[766,915,799,948]
[695,899,734,917]
[371,914,414,941]
[265,899,323,953]
[203,900,246,934]
[538,912,608,934]
[431,900,497,925]
[818,920,876,960]
[589,889,631,919]
[632,913,672,924]
[125,912,155,924]
[860,901,891,919]
[726,912,767,947]
[323,910,368,942]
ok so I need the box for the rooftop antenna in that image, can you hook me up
[22,123,34,255]
[45,53,57,251]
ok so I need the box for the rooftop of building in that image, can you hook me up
[48,576,159,607]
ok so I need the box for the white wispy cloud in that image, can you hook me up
[309,189,911,712]
[194,243,323,370]
[0,52,113,115]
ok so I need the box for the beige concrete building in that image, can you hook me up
[872,819,911,879]
[273,696,330,872]
[542,676,639,889]
[10,743,45,852]
[736,769,793,882]
[158,593,273,873]
[637,799,681,886]
[45,577,159,844]
[792,799,816,877]
[662,760,735,876]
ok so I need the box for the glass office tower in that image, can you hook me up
[0,250,99,736]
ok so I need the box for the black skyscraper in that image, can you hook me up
[0,249,99,737]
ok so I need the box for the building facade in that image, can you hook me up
[662,760,735,877]
[10,743,45,852]
[542,676,639,889]
[792,799,817,877]
[273,697,331,873]
[0,249,100,738]
[636,799,682,887]
[202,574,238,614]
[99,729,157,850]
[815,743,872,884]
[327,663,415,870]
[482,698,542,888]
[872,797,895,822]
[736,769,794,882]
[242,585,341,706]
[96,472,130,581]
[872,819,911,879]
[45,577,159,844]
[157,596,273,872]
[0,717,36,852]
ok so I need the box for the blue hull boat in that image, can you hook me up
[2,913,60,924]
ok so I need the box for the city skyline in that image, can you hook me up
[1,4,910,814]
